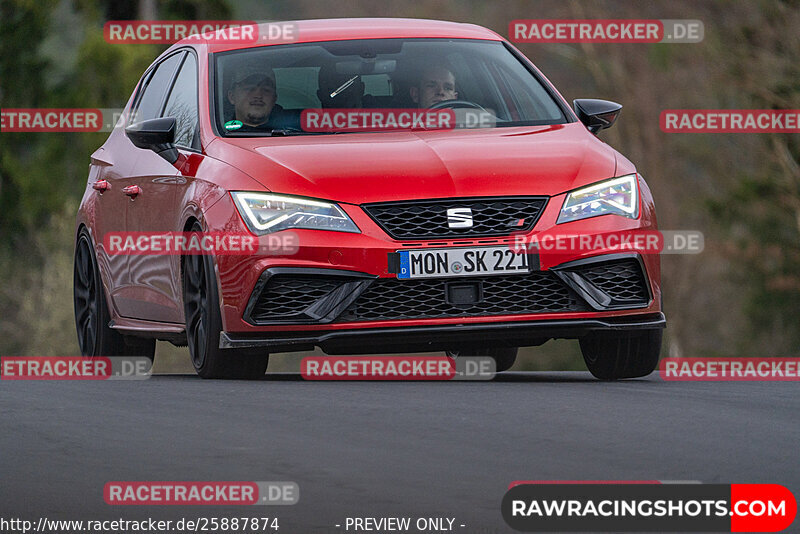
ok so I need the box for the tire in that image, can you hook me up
[182,223,268,379]
[580,329,662,380]
[448,347,518,372]
[74,229,156,360]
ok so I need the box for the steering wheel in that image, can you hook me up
[428,99,489,113]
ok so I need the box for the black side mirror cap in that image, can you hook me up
[573,99,622,133]
[125,117,179,164]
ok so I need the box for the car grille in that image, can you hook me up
[570,258,650,305]
[338,272,588,322]
[362,197,548,240]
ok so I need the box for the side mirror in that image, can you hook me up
[573,99,622,134]
[125,117,179,164]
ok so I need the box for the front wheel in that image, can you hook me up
[580,329,662,380]
[182,224,268,379]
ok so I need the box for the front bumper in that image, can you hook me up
[242,253,652,326]
[205,186,662,337]
[220,312,666,354]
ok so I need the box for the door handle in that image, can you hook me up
[92,180,109,193]
[122,185,141,199]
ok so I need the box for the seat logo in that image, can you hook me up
[447,208,473,229]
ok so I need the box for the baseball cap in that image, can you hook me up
[230,58,276,87]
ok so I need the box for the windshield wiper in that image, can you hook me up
[329,76,359,98]
[267,128,305,136]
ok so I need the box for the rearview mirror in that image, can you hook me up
[335,59,397,75]
[125,117,179,164]
[573,99,622,134]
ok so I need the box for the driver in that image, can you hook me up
[409,64,458,108]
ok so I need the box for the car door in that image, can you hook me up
[91,54,180,316]
[113,51,185,321]
[126,50,202,323]
[89,140,135,313]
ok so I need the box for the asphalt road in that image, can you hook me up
[1,373,798,533]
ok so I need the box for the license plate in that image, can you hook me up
[397,246,529,279]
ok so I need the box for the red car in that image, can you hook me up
[74,18,665,379]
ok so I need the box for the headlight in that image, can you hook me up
[232,192,360,234]
[557,174,639,224]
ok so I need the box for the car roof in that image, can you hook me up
[200,18,504,53]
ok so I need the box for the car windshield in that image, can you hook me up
[213,38,567,136]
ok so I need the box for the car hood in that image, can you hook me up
[209,123,619,204]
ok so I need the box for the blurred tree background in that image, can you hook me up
[1,0,797,373]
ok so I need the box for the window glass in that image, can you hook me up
[132,52,184,123]
[215,39,567,135]
[163,53,199,148]
[274,67,319,109]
